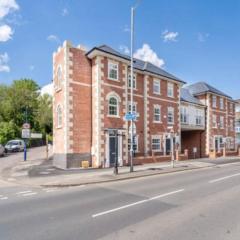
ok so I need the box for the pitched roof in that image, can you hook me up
[185,82,232,99]
[86,45,185,84]
[180,88,204,106]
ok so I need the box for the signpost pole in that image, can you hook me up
[46,134,49,161]
[114,130,118,175]
[24,140,27,161]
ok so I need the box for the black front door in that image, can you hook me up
[215,138,219,151]
[109,135,118,167]
[166,138,171,155]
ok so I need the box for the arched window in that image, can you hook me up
[108,97,118,116]
[56,66,62,89]
[57,105,62,128]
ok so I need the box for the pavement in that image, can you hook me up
[1,159,240,239]
[1,146,240,188]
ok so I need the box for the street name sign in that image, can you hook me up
[30,133,43,139]
[124,113,137,121]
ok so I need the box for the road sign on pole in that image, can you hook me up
[124,113,137,121]
[21,129,31,139]
[22,123,31,129]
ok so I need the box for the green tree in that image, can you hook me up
[37,93,53,135]
[0,121,19,144]
[0,79,53,144]
[7,79,40,128]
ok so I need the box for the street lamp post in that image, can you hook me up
[129,6,135,173]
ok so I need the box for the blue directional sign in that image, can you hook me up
[124,113,137,121]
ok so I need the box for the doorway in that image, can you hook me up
[109,134,118,167]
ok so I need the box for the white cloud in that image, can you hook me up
[47,34,60,43]
[134,43,165,68]
[0,0,19,19]
[198,32,209,42]
[62,8,69,16]
[119,45,130,55]
[162,30,179,42]
[41,83,53,96]
[0,52,10,72]
[0,24,13,41]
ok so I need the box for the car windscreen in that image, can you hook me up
[8,142,19,146]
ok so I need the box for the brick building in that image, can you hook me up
[236,100,240,144]
[53,41,237,169]
[181,82,236,158]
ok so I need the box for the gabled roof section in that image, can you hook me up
[180,88,205,106]
[185,82,232,99]
[86,44,185,84]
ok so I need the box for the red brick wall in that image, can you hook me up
[53,47,65,154]
[69,47,92,155]
[181,130,206,159]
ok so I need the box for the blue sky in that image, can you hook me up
[0,0,240,99]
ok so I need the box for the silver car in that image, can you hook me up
[0,144,5,157]
[5,140,25,153]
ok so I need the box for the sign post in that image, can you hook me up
[22,123,31,162]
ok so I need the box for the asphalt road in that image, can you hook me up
[1,162,240,240]
[0,146,47,173]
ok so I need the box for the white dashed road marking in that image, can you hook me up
[0,197,8,200]
[21,192,37,197]
[92,189,185,218]
[209,172,240,183]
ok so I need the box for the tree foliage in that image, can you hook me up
[0,79,52,144]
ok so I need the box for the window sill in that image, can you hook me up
[152,150,162,152]
[55,87,62,93]
[108,77,119,82]
[167,122,174,125]
[56,126,62,129]
[107,115,120,118]
[153,121,162,124]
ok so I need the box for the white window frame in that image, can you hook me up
[195,109,203,126]
[108,62,118,81]
[153,105,161,123]
[56,105,63,128]
[128,73,137,89]
[220,116,224,129]
[153,79,161,95]
[128,102,138,117]
[55,65,62,91]
[220,98,224,110]
[167,82,174,98]
[180,106,188,124]
[230,103,233,113]
[212,114,217,128]
[212,96,217,108]
[128,135,138,152]
[108,96,119,117]
[151,135,161,152]
[167,107,174,124]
